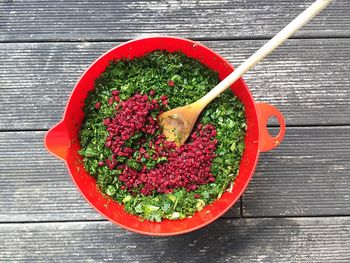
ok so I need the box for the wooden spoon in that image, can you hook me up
[159,0,332,146]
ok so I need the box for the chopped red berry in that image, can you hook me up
[94,102,101,109]
[168,80,175,87]
[102,93,217,195]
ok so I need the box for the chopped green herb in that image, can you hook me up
[79,51,246,221]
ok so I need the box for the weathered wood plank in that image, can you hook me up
[0,0,349,42]
[0,131,102,221]
[243,126,350,217]
[1,126,349,221]
[0,38,349,130]
[0,217,349,262]
[0,131,239,222]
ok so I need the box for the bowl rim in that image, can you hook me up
[47,35,263,236]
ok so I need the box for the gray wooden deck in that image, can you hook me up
[0,0,349,262]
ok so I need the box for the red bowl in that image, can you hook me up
[44,36,285,236]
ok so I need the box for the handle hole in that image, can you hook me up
[267,116,280,137]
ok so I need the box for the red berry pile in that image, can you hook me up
[101,92,217,196]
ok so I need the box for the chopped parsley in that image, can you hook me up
[79,50,246,221]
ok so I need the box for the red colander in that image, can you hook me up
[44,36,285,236]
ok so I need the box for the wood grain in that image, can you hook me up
[0,0,349,261]
[1,126,349,221]
[0,38,349,130]
[0,217,349,262]
[243,126,350,217]
[0,0,349,42]
[0,131,239,222]
[0,131,102,221]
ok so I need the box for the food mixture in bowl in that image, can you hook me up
[78,51,246,222]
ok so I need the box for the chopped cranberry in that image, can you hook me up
[94,102,101,109]
[168,80,175,87]
[103,93,218,196]
[139,148,146,154]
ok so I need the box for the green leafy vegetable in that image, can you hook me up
[79,51,246,221]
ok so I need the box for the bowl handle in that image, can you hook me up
[44,121,70,161]
[256,103,286,152]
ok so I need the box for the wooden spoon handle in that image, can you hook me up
[198,0,332,107]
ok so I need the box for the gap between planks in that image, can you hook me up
[0,35,349,44]
[1,215,350,226]
[1,123,350,133]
